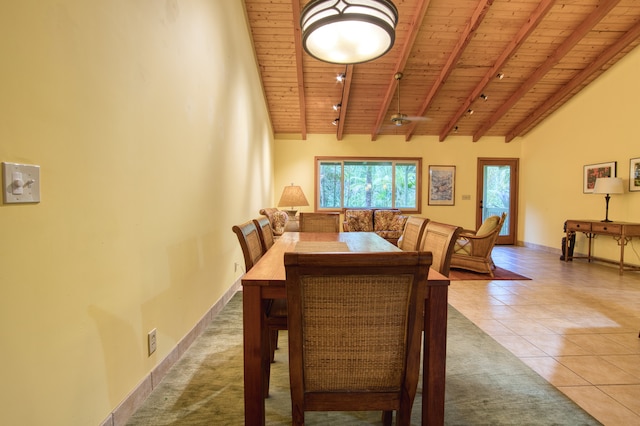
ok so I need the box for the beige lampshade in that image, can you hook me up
[593,177,624,194]
[277,185,309,210]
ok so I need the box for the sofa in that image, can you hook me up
[342,209,408,245]
[259,208,289,236]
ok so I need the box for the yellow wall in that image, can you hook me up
[275,134,522,230]
[521,46,640,263]
[0,1,273,424]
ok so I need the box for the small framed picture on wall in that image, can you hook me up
[428,165,455,205]
[583,161,616,193]
[630,157,640,192]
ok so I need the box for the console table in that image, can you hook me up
[565,220,640,274]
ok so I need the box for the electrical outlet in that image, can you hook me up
[148,328,157,356]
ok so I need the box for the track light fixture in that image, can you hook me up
[333,103,342,111]
[300,0,398,64]
[467,109,474,115]
[480,93,488,101]
[332,118,340,126]
[496,73,504,79]
[336,73,346,82]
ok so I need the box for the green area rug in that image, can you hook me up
[449,266,531,281]
[127,292,599,425]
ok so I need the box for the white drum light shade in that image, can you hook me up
[301,0,398,64]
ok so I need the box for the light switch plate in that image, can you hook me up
[2,162,40,204]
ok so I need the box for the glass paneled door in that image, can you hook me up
[477,158,518,245]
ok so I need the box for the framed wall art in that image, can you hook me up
[630,157,640,192]
[428,165,455,205]
[583,161,616,193]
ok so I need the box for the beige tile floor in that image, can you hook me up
[448,245,640,425]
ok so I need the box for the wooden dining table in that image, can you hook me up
[241,231,450,425]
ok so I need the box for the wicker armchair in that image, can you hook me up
[450,212,507,277]
[284,251,432,426]
[259,207,289,236]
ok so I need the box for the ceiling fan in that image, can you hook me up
[390,72,429,126]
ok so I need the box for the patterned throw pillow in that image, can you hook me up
[345,210,374,232]
[373,210,406,232]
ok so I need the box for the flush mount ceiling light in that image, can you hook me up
[300,0,398,64]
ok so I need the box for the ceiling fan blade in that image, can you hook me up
[390,75,431,126]
[390,113,431,126]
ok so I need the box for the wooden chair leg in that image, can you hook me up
[269,330,278,363]
[382,410,393,426]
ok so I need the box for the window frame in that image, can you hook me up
[314,156,422,213]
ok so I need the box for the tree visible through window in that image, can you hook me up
[316,157,421,212]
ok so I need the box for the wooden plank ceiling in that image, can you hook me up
[244,0,640,142]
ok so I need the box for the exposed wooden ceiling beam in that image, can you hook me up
[246,0,640,140]
[505,20,640,142]
[404,0,493,141]
[473,0,622,142]
[439,0,556,142]
[370,0,431,141]
[292,0,307,140]
[336,65,353,140]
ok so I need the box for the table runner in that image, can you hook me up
[294,241,350,253]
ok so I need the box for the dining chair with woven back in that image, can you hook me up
[419,220,462,276]
[252,216,275,253]
[284,251,433,426]
[397,216,429,251]
[299,212,341,233]
[231,220,286,397]
[231,220,264,272]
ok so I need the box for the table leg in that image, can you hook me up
[243,286,266,426]
[422,285,448,425]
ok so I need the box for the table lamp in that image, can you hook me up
[593,177,624,222]
[277,184,309,219]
